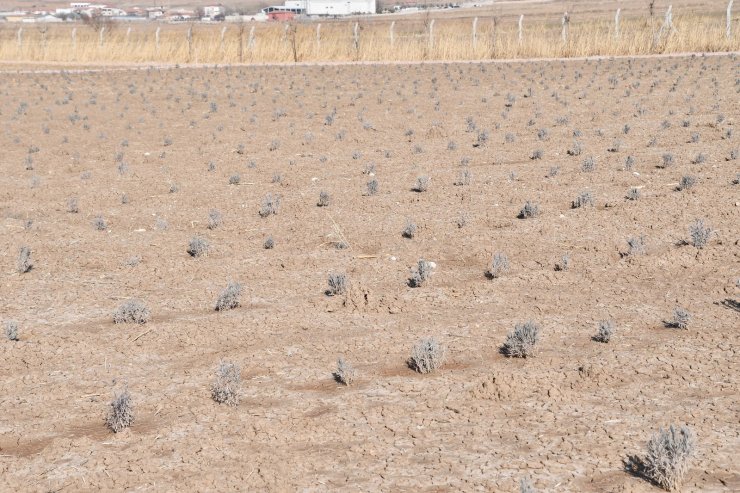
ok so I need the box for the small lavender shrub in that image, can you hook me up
[402,219,417,239]
[408,337,445,374]
[215,282,242,311]
[17,246,32,273]
[636,425,696,491]
[92,215,107,231]
[113,299,150,324]
[409,259,433,287]
[556,252,571,271]
[626,235,647,256]
[572,190,594,209]
[414,176,430,192]
[502,321,540,358]
[488,252,510,279]
[5,320,19,341]
[688,219,712,248]
[211,360,241,406]
[333,357,356,385]
[593,320,615,343]
[518,201,540,219]
[207,209,222,229]
[67,197,79,213]
[669,307,691,329]
[259,194,280,217]
[317,191,330,207]
[677,176,697,191]
[326,273,349,296]
[187,236,209,257]
[106,388,134,433]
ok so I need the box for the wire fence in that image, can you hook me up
[0,5,737,64]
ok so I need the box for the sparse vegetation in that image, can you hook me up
[1,45,734,490]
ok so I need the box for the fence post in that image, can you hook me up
[561,12,570,43]
[221,25,227,53]
[155,26,160,53]
[518,14,524,43]
[99,26,105,47]
[728,0,734,38]
[615,8,621,39]
[390,21,395,47]
[126,27,131,46]
[187,24,193,61]
[353,22,359,51]
[316,23,321,52]
[71,27,76,52]
[40,27,48,57]
[429,19,435,51]
[248,25,255,51]
[17,27,23,52]
[472,17,478,49]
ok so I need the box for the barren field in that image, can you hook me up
[1,54,739,492]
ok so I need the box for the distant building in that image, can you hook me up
[284,0,376,16]
[70,2,91,8]
[203,6,225,18]
[147,7,164,19]
[100,7,126,16]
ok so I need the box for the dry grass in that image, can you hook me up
[0,13,736,65]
